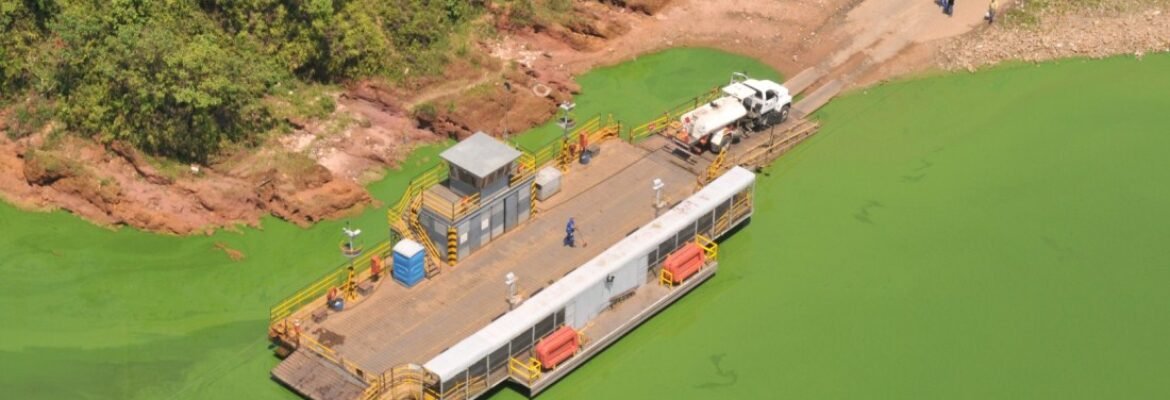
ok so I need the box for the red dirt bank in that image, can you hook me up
[1,0,1163,234]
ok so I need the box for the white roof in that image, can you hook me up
[393,239,424,258]
[722,82,758,100]
[722,80,787,100]
[440,132,522,179]
[423,166,756,381]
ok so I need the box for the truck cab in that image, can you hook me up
[722,73,793,131]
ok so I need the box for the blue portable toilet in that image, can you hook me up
[392,239,426,287]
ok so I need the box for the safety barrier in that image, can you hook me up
[659,268,674,288]
[733,120,821,170]
[697,146,729,189]
[511,152,537,186]
[438,374,488,400]
[269,240,392,327]
[421,190,481,221]
[407,195,444,274]
[694,234,718,261]
[298,333,376,388]
[299,336,444,400]
[378,364,442,400]
[628,88,722,142]
[520,114,621,174]
[508,357,542,385]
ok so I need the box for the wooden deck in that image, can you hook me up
[272,350,368,400]
[273,139,698,398]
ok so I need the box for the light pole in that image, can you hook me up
[505,272,520,309]
[557,101,576,140]
[652,178,665,216]
[336,221,364,305]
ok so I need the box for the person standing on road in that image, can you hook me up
[986,0,998,24]
[564,217,577,248]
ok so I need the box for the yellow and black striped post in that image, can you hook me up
[446,226,458,266]
[530,181,539,218]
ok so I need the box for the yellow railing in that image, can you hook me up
[269,240,392,326]
[732,190,753,221]
[530,142,559,168]
[659,268,674,288]
[698,145,729,189]
[378,364,441,400]
[628,113,673,142]
[508,357,542,385]
[628,88,722,142]
[408,196,445,273]
[299,333,375,385]
[511,151,537,186]
[440,374,489,400]
[694,234,718,261]
[421,190,481,221]
[386,162,446,229]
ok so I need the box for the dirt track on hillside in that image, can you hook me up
[1,0,1164,234]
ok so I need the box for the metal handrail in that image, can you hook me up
[269,240,392,325]
[508,357,542,385]
[628,88,722,142]
[694,234,718,261]
[298,334,373,386]
[659,268,674,288]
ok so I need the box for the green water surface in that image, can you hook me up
[2,49,1169,399]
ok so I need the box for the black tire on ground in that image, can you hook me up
[755,115,770,131]
[779,104,791,123]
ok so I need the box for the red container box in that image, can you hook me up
[535,326,580,369]
[663,243,704,284]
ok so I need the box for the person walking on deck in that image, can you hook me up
[564,217,577,248]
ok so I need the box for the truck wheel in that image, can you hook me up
[755,115,770,131]
[779,104,791,123]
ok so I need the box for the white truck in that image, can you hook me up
[673,73,793,153]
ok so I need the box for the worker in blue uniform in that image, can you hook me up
[564,217,576,247]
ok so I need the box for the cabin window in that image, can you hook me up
[554,308,566,327]
[697,210,714,236]
[489,345,509,372]
[535,314,556,339]
[510,327,534,356]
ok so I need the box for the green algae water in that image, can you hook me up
[3,48,1169,399]
[522,55,1170,399]
[0,48,777,399]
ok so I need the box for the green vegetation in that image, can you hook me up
[1004,0,1167,27]
[5,95,54,139]
[2,48,1170,400]
[505,0,576,27]
[0,0,482,162]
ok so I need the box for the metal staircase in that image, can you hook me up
[407,194,443,278]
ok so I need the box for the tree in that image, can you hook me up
[1,0,486,162]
